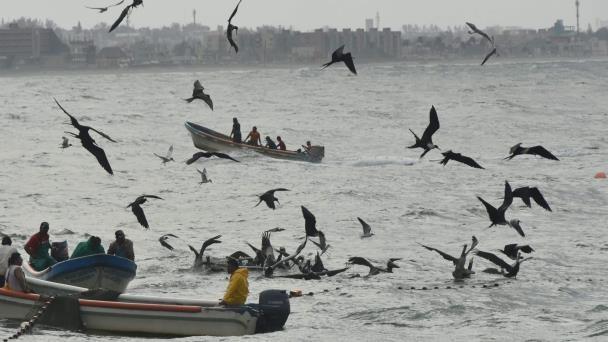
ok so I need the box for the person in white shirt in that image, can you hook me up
[0,236,18,286]
[4,252,30,292]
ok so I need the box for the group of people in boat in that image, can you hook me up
[0,223,135,293]
[229,117,312,154]
[1,222,249,306]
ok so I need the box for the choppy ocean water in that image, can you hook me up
[1,59,607,341]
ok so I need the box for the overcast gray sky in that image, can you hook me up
[2,0,608,31]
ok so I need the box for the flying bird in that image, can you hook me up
[408,105,440,158]
[301,206,320,238]
[348,257,400,277]
[512,186,552,211]
[197,168,212,184]
[477,181,525,237]
[255,188,289,210]
[310,231,330,255]
[505,143,559,161]
[357,217,374,238]
[465,22,494,45]
[184,80,213,111]
[186,151,239,164]
[475,250,531,278]
[159,233,178,251]
[439,150,484,169]
[60,136,72,149]
[86,0,124,13]
[419,236,478,280]
[321,45,357,75]
[127,195,163,229]
[264,238,307,277]
[188,235,222,269]
[55,98,116,175]
[498,244,534,260]
[226,0,242,53]
[109,0,143,33]
[154,145,174,164]
[481,47,497,66]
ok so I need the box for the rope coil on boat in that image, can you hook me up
[3,296,55,341]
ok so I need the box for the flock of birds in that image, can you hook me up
[49,1,559,281]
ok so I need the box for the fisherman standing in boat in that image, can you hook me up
[0,236,18,286]
[276,136,286,150]
[107,230,134,261]
[230,117,242,143]
[24,222,57,271]
[244,126,262,146]
[301,141,312,153]
[4,252,31,293]
[71,236,105,259]
[219,258,249,306]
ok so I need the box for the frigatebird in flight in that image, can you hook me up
[127,195,163,229]
[475,250,531,278]
[184,80,213,111]
[348,257,401,277]
[226,0,242,53]
[86,0,124,13]
[498,244,534,260]
[505,143,559,161]
[408,105,440,158]
[466,22,494,44]
[439,150,484,169]
[321,45,357,75]
[186,151,239,164]
[109,0,143,33]
[477,181,526,237]
[419,236,478,280]
[159,233,178,251]
[255,188,289,210]
[512,186,552,211]
[54,98,116,175]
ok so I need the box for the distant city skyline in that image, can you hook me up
[2,0,608,31]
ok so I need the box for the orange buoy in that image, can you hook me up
[595,172,607,179]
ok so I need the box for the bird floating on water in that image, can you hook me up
[127,195,163,229]
[505,143,559,161]
[86,0,124,13]
[55,98,116,175]
[477,181,525,237]
[184,80,213,111]
[186,151,239,164]
[321,45,357,75]
[408,105,440,158]
[154,145,174,164]
[255,188,289,210]
[439,150,484,169]
[109,0,143,33]
[226,0,242,53]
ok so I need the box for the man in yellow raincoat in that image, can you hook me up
[220,258,249,306]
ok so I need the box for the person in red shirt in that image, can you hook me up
[276,136,286,151]
[24,222,56,271]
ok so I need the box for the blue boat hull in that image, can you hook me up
[23,254,137,293]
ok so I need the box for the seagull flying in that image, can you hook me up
[255,188,289,210]
[408,105,440,158]
[439,150,484,169]
[184,80,213,111]
[357,217,374,238]
[60,136,72,149]
[126,195,163,229]
[109,0,143,33]
[55,98,116,175]
[310,231,330,255]
[186,151,239,164]
[197,168,212,184]
[321,45,357,75]
[154,145,174,164]
[226,0,242,53]
[505,143,559,161]
[86,0,124,13]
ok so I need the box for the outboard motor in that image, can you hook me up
[255,289,290,333]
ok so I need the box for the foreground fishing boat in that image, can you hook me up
[23,254,137,293]
[0,278,290,337]
[185,121,325,162]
